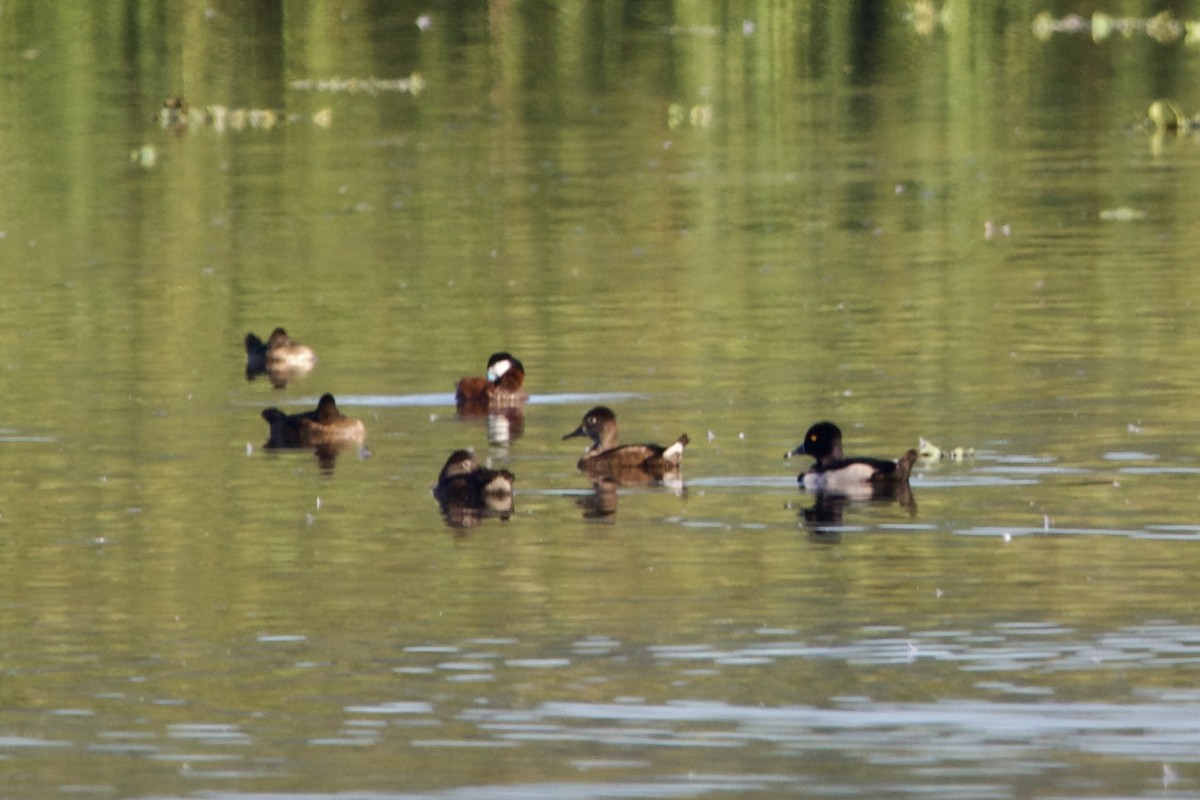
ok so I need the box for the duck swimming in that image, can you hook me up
[261,393,365,450]
[433,449,515,528]
[790,421,917,493]
[245,327,317,386]
[563,406,689,482]
[455,352,527,414]
[434,449,514,505]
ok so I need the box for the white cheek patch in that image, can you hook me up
[487,359,512,382]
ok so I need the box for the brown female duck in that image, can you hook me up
[261,393,365,449]
[245,327,317,385]
[433,449,515,527]
[563,406,688,482]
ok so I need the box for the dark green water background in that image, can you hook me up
[2,3,1200,797]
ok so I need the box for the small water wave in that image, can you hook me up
[0,429,56,443]
[343,702,434,715]
[658,474,1039,491]
[1146,524,1200,533]
[166,723,251,744]
[505,658,572,669]
[179,776,786,799]
[266,392,648,409]
[684,476,796,489]
[0,735,69,748]
[131,623,1200,798]
[909,474,1038,488]
[1103,450,1160,461]
[672,518,771,532]
[958,525,1200,541]
[1118,466,1200,475]
[974,465,1091,476]
[526,696,1200,761]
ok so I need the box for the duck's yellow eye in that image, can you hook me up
[587,416,596,425]
[809,433,817,442]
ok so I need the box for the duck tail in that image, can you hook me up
[895,449,918,482]
[662,433,689,464]
[245,332,264,353]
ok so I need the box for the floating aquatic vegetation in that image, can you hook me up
[288,72,425,96]
[157,96,188,128]
[984,220,1011,241]
[1031,11,1087,40]
[1098,207,1147,222]
[311,108,332,128]
[130,144,158,169]
[661,25,720,37]
[1145,11,1184,43]
[1032,10,1193,44]
[1148,99,1186,130]
[1138,100,1200,155]
[667,103,714,130]
[1143,99,1200,133]
[917,437,974,462]
[156,96,331,133]
[907,1,949,37]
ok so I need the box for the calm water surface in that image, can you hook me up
[3,3,1200,798]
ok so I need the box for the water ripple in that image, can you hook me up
[957,525,1200,541]
[139,775,789,799]
[273,392,647,409]
[529,697,1200,759]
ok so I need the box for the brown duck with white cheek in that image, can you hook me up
[455,352,527,414]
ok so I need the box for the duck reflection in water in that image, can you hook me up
[575,473,686,521]
[261,393,367,470]
[788,421,918,530]
[577,478,621,520]
[481,407,525,446]
[796,483,916,535]
[455,352,527,444]
[433,449,515,529]
[563,406,688,518]
[245,327,317,388]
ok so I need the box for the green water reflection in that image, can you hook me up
[3,2,1200,797]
